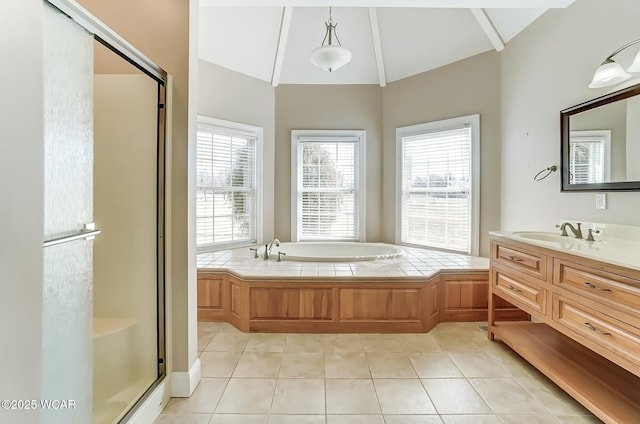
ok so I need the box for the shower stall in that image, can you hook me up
[42,1,167,422]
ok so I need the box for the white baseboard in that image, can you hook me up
[126,379,170,424]
[170,358,201,397]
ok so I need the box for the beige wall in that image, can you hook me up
[198,60,276,241]
[274,85,383,241]
[382,51,502,257]
[77,0,194,374]
[500,0,640,231]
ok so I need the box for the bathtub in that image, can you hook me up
[264,242,403,262]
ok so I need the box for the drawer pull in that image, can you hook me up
[507,255,523,262]
[507,285,523,293]
[583,282,612,292]
[583,322,611,336]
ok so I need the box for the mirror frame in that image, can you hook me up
[561,82,640,191]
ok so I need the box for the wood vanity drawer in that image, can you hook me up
[553,295,640,366]
[493,241,548,281]
[492,267,547,316]
[554,260,640,314]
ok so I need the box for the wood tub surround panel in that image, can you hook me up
[198,269,526,333]
[338,288,421,321]
[441,273,528,322]
[196,273,224,321]
[250,287,332,320]
[488,236,640,424]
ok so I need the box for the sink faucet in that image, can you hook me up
[264,238,280,259]
[556,222,583,239]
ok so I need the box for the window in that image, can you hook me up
[196,117,262,250]
[569,130,611,184]
[396,115,480,255]
[291,130,365,241]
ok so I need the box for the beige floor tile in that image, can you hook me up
[516,376,593,416]
[215,379,276,414]
[325,352,370,378]
[409,352,462,378]
[268,415,325,424]
[448,352,510,378]
[366,352,417,378]
[210,415,268,424]
[373,379,436,414]
[154,414,212,424]
[498,415,561,424]
[199,322,242,333]
[421,378,490,414]
[439,415,501,424]
[325,379,381,414]
[383,415,443,423]
[206,332,250,352]
[469,378,548,415]
[285,334,325,353]
[270,379,325,414]
[198,332,215,352]
[392,334,442,352]
[162,378,228,414]
[279,352,325,378]
[322,334,364,353]
[555,416,603,423]
[232,352,282,378]
[200,352,242,378]
[430,332,481,351]
[326,415,385,424]
[245,333,287,352]
[482,343,541,379]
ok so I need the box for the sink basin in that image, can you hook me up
[512,231,586,244]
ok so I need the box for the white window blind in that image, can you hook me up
[569,131,611,184]
[196,121,257,249]
[293,133,364,241]
[398,116,479,254]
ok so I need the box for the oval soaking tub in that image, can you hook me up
[271,242,403,262]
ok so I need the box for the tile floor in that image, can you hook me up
[154,322,602,424]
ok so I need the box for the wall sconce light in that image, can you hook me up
[589,39,640,88]
[309,7,352,73]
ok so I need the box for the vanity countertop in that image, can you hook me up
[490,227,640,272]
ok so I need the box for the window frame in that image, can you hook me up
[196,116,263,252]
[395,114,480,255]
[291,129,366,242]
[568,130,611,184]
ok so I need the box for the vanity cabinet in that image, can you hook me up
[489,236,640,424]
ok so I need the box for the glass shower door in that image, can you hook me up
[42,4,94,424]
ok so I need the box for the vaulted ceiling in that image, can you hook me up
[199,0,576,86]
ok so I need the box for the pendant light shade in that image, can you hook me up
[589,59,631,88]
[589,39,640,88]
[310,8,352,73]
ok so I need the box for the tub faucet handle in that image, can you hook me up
[278,251,286,262]
[249,247,259,258]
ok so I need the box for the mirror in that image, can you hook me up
[561,82,640,191]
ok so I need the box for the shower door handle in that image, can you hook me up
[43,223,101,248]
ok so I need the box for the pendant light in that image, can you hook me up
[310,7,352,73]
[589,39,640,88]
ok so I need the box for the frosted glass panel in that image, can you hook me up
[43,4,93,424]
[42,242,93,423]
[43,3,93,236]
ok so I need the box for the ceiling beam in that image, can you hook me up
[271,6,293,87]
[201,0,575,8]
[368,8,386,87]
[470,8,504,51]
